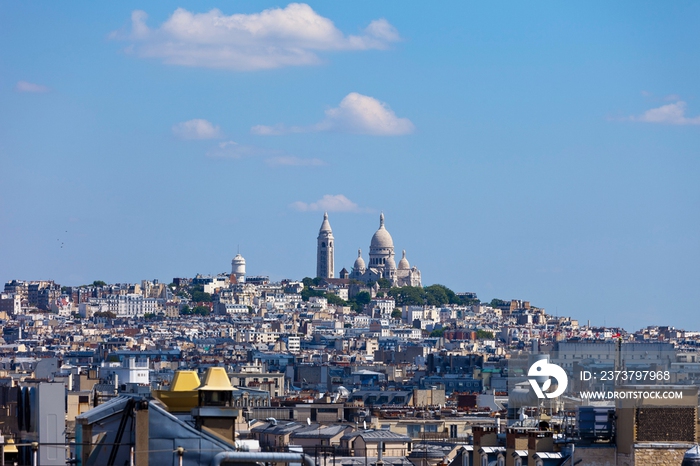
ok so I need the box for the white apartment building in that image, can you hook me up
[0,293,22,315]
[100,357,150,385]
[392,328,422,340]
[215,302,249,315]
[287,336,301,353]
[370,298,396,318]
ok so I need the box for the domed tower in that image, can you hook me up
[352,249,366,277]
[369,213,394,269]
[384,255,397,283]
[231,253,246,283]
[316,212,334,279]
[398,250,410,270]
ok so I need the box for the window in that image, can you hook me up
[407,425,421,437]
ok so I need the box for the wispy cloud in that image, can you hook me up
[253,92,415,136]
[265,156,326,167]
[290,194,369,212]
[172,119,223,140]
[206,140,264,159]
[630,101,700,125]
[112,4,400,71]
[15,81,49,93]
[205,141,326,167]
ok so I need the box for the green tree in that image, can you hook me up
[190,285,212,303]
[192,305,211,316]
[302,277,315,288]
[92,280,107,287]
[460,296,480,306]
[430,328,445,337]
[424,284,449,306]
[354,291,371,306]
[423,284,461,306]
[301,287,325,301]
[180,305,192,315]
[490,299,509,308]
[391,308,402,319]
[325,293,347,306]
[388,286,425,306]
[377,278,392,289]
[476,330,494,339]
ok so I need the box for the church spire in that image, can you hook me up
[316,212,334,278]
[319,211,332,233]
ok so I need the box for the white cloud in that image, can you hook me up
[251,124,305,136]
[253,92,415,136]
[113,4,400,71]
[206,140,264,159]
[630,101,700,125]
[265,156,326,167]
[318,92,415,135]
[290,194,367,212]
[172,119,223,139]
[15,81,49,93]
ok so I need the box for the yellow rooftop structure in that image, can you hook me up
[197,367,234,391]
[170,370,201,391]
[5,438,19,454]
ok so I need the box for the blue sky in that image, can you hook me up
[1,2,699,329]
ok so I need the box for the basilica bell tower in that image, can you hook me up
[316,212,334,279]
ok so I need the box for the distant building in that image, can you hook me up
[231,252,246,283]
[317,212,335,279]
[350,213,422,287]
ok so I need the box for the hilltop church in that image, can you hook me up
[316,212,422,288]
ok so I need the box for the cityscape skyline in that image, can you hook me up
[1,2,699,330]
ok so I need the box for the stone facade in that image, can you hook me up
[316,212,335,279]
[630,444,692,466]
[350,213,422,287]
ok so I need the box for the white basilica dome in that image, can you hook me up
[398,250,410,270]
[370,213,394,249]
[354,249,366,270]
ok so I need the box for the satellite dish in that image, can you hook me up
[307,418,311,426]
[363,420,367,430]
